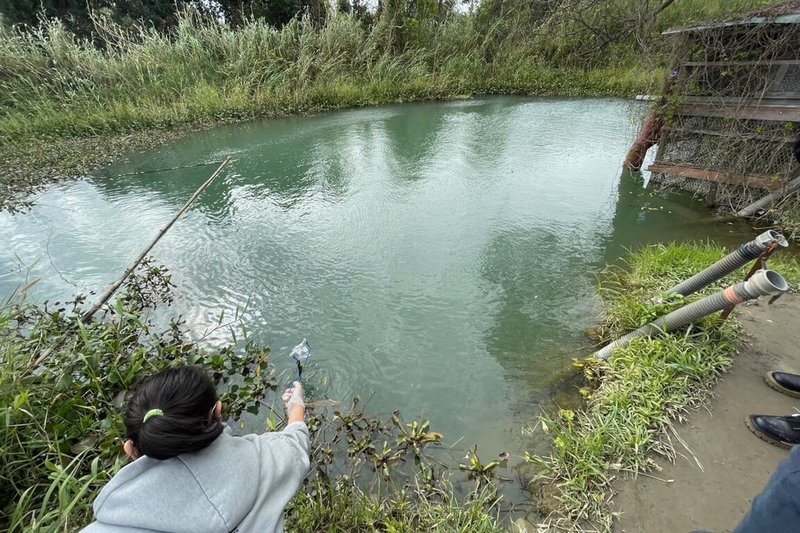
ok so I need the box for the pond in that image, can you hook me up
[0,96,755,465]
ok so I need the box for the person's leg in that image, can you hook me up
[735,445,800,532]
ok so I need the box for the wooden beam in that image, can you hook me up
[647,162,786,190]
[677,96,800,106]
[677,103,800,122]
[662,13,800,35]
[769,63,791,94]
[661,126,798,143]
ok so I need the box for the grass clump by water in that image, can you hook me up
[528,241,799,531]
[288,480,502,532]
[0,263,504,532]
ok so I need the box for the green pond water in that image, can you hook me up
[0,96,757,463]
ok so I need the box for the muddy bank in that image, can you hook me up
[0,127,202,211]
[614,294,800,533]
[0,100,443,212]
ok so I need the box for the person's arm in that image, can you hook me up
[282,381,305,426]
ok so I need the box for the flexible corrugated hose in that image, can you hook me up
[665,230,787,296]
[594,269,789,360]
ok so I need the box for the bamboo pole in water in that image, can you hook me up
[31,157,232,368]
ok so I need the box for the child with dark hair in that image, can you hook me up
[81,365,309,533]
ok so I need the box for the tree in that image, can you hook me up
[0,0,95,34]
[115,0,186,32]
[213,0,324,28]
[0,0,188,38]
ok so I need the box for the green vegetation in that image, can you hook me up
[528,242,800,531]
[649,0,786,30]
[0,0,327,36]
[0,11,649,146]
[2,0,797,529]
[0,1,785,146]
[772,196,800,243]
[0,265,503,532]
[4,245,794,532]
[0,265,272,530]
[288,478,502,531]
[0,0,787,207]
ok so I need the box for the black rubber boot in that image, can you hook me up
[766,371,800,398]
[746,414,800,449]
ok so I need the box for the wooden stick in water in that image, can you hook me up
[31,157,232,368]
[81,157,231,323]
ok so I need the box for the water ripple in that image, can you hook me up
[1,96,748,455]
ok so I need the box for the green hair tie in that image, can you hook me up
[143,408,164,423]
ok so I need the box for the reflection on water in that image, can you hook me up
[480,227,601,387]
[0,97,759,463]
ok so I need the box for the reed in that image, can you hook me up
[0,8,658,145]
[1,1,782,146]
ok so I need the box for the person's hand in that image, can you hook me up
[282,381,305,414]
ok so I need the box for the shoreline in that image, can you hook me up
[0,92,642,212]
[613,294,800,532]
[527,243,800,531]
[1,127,194,211]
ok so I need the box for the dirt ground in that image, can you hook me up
[613,294,800,533]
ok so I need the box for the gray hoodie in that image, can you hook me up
[81,422,310,533]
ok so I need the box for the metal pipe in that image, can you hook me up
[736,174,800,218]
[594,269,789,360]
[665,230,788,296]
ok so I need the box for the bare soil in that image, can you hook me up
[614,294,800,533]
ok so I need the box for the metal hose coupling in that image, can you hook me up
[746,230,789,257]
[594,269,789,361]
[666,230,788,296]
[732,269,789,300]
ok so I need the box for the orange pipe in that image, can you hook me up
[625,110,664,171]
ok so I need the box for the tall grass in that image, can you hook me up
[0,0,785,145]
[0,8,659,144]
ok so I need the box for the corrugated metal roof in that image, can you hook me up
[663,12,800,35]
